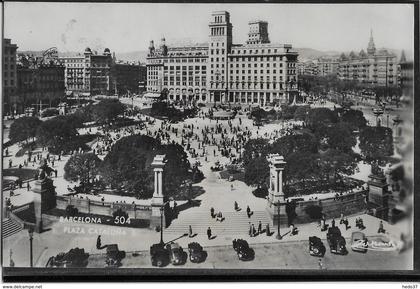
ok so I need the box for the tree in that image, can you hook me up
[9,116,42,144]
[317,149,357,184]
[359,126,394,163]
[271,132,318,157]
[315,122,356,153]
[284,151,320,186]
[306,107,338,131]
[92,99,125,124]
[250,108,267,123]
[243,138,271,166]
[244,156,270,188]
[293,105,311,121]
[280,105,298,120]
[64,153,102,188]
[340,109,367,130]
[36,116,78,153]
[101,134,195,199]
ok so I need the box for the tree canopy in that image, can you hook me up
[244,156,270,188]
[92,99,125,124]
[101,134,195,199]
[242,138,271,166]
[64,153,102,187]
[8,116,42,144]
[359,126,394,163]
[271,132,318,157]
[340,109,367,130]
[36,116,79,153]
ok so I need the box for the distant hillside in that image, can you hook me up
[115,51,148,63]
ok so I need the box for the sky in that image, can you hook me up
[3,2,415,56]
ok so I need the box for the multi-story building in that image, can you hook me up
[112,61,147,96]
[3,39,18,114]
[338,31,398,86]
[60,48,113,96]
[317,57,339,76]
[146,11,298,105]
[16,54,65,113]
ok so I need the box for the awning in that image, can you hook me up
[143,92,161,98]
[81,92,90,97]
[65,91,73,96]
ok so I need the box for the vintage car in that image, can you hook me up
[351,232,368,253]
[46,247,89,268]
[327,227,348,255]
[150,243,170,267]
[210,161,223,172]
[165,242,187,265]
[188,242,206,263]
[309,236,326,257]
[232,239,255,261]
[105,244,126,267]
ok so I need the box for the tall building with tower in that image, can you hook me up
[337,30,398,86]
[146,10,299,105]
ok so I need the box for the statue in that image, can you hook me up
[37,158,53,180]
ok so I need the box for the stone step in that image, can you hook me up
[2,218,22,239]
[165,210,273,235]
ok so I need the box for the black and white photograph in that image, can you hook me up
[1,1,417,281]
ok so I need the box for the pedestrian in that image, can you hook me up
[27,181,31,191]
[246,205,251,218]
[318,258,323,270]
[331,218,335,228]
[9,159,12,168]
[321,218,326,231]
[257,221,262,235]
[344,218,349,230]
[234,201,239,211]
[339,213,344,224]
[378,221,385,234]
[251,224,256,237]
[210,207,215,218]
[189,225,193,238]
[207,227,212,240]
[96,235,102,249]
[54,169,58,178]
[266,223,270,236]
[216,211,223,222]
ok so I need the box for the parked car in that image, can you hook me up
[105,244,126,267]
[327,227,348,255]
[150,243,170,267]
[351,231,368,253]
[188,242,207,263]
[309,236,326,257]
[46,247,89,268]
[232,239,255,261]
[165,242,187,265]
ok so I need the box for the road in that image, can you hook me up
[88,239,412,270]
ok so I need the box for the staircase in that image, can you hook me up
[2,218,23,239]
[165,210,272,236]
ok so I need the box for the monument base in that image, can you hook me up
[150,196,166,229]
[266,207,289,227]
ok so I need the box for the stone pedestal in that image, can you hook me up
[32,177,56,233]
[150,155,167,229]
[266,154,288,226]
[367,173,389,221]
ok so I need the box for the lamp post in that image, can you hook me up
[159,200,171,245]
[275,200,282,240]
[28,228,34,267]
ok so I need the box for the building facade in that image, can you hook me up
[337,31,398,86]
[146,11,298,105]
[3,39,18,114]
[16,54,65,114]
[112,61,146,96]
[60,48,113,96]
[60,49,146,96]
